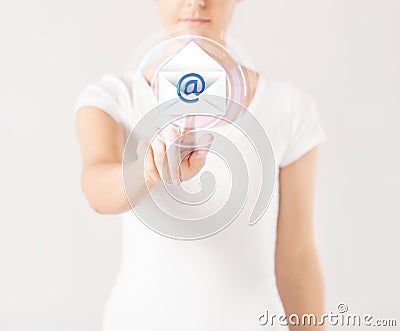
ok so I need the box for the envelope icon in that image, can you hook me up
[158,40,227,114]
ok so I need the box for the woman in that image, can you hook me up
[74,0,326,330]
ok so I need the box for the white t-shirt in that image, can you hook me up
[74,70,326,331]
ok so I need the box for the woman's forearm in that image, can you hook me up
[276,243,326,330]
[81,160,157,215]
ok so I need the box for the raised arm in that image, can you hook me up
[75,106,155,214]
[275,147,326,330]
[75,106,214,214]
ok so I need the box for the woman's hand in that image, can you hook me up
[141,123,214,190]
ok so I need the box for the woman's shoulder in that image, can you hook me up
[74,72,135,129]
[75,72,133,106]
[259,73,318,117]
[262,74,294,101]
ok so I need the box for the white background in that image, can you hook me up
[0,0,399,330]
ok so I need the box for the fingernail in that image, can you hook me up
[173,178,180,185]
[204,134,214,142]
[197,150,208,158]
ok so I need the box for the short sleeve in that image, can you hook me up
[73,73,132,127]
[280,84,327,167]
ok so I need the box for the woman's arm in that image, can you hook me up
[275,147,326,330]
[75,106,214,214]
[75,106,153,214]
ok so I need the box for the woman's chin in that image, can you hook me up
[165,24,224,44]
[175,23,215,38]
